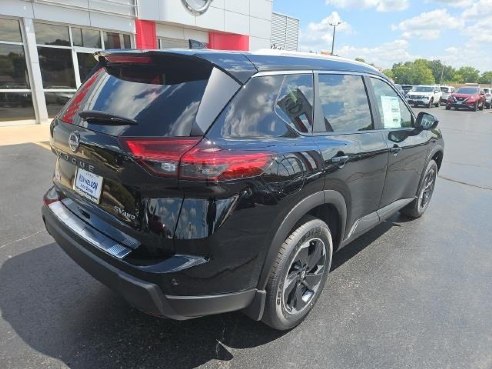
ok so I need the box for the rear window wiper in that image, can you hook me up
[78,110,137,125]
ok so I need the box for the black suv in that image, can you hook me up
[42,50,444,330]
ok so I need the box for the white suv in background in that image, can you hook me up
[483,88,491,109]
[407,85,442,108]
[440,86,455,105]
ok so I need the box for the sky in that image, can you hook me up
[272,0,492,72]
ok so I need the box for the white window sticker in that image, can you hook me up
[380,96,401,128]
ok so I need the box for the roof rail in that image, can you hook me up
[252,49,380,72]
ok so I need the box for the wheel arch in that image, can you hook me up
[256,190,347,290]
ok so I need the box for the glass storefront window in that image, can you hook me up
[38,47,76,89]
[0,92,35,121]
[104,32,131,49]
[34,22,70,46]
[0,18,22,43]
[0,44,30,89]
[0,18,34,121]
[72,27,102,49]
[44,91,73,118]
[77,52,98,82]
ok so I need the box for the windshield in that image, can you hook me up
[456,87,479,94]
[413,86,433,92]
[484,88,490,94]
[441,87,450,93]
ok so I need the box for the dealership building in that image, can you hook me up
[0,0,299,125]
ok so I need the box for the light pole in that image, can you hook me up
[330,20,342,55]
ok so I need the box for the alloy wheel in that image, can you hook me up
[282,238,326,314]
[419,167,436,211]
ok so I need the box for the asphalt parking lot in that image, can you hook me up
[1,107,491,369]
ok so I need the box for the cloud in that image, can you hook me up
[301,12,354,51]
[325,0,409,12]
[393,8,464,40]
[336,39,417,68]
[429,0,474,7]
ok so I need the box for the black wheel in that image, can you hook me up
[262,216,332,331]
[445,105,451,110]
[401,160,438,219]
[428,99,433,108]
[434,100,439,107]
[479,102,484,111]
[473,102,478,111]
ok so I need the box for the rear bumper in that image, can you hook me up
[42,204,261,320]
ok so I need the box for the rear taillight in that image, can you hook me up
[121,138,273,181]
[60,69,102,124]
[121,137,200,177]
[180,140,272,181]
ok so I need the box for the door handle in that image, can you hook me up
[331,155,349,168]
[389,145,402,156]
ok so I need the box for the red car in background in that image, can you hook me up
[446,85,486,111]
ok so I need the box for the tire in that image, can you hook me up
[427,99,433,108]
[434,100,439,107]
[473,102,478,111]
[445,105,451,110]
[479,102,484,111]
[400,160,438,219]
[262,216,333,331]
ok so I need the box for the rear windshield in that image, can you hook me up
[413,86,433,92]
[59,55,215,137]
[456,87,479,94]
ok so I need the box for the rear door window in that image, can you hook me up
[211,73,314,138]
[315,74,373,133]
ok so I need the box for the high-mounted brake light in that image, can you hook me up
[121,138,273,181]
[105,55,153,64]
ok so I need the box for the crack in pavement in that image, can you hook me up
[438,175,492,191]
[0,230,44,250]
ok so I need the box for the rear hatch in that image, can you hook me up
[50,51,242,259]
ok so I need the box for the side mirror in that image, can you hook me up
[415,112,439,130]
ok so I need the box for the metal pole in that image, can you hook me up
[331,25,336,55]
[329,21,341,55]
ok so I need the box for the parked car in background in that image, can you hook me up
[446,86,486,111]
[407,85,442,108]
[401,84,413,96]
[440,86,455,105]
[41,49,444,331]
[483,88,491,109]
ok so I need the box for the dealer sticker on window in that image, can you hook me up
[73,167,103,203]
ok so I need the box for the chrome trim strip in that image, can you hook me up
[253,70,314,77]
[49,201,131,259]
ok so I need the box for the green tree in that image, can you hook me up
[383,68,394,80]
[456,66,480,83]
[479,71,492,85]
[391,60,435,85]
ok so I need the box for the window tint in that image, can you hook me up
[0,44,30,89]
[72,27,101,48]
[34,22,70,46]
[104,32,131,49]
[211,75,294,139]
[316,74,373,133]
[0,18,22,42]
[370,78,413,129]
[59,55,214,137]
[38,47,76,88]
[275,74,314,133]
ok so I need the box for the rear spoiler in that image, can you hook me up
[93,49,258,84]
